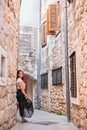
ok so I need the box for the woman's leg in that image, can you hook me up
[19,102,28,122]
[17,90,28,122]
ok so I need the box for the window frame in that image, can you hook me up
[55,1,61,37]
[41,22,47,48]
[46,4,59,35]
[70,52,77,98]
[0,46,7,86]
[41,73,48,89]
[52,67,62,86]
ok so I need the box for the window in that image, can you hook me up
[41,73,48,88]
[41,23,47,47]
[0,46,7,86]
[1,55,5,77]
[70,52,77,98]
[46,4,59,35]
[52,67,62,85]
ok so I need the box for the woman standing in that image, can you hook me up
[16,70,28,122]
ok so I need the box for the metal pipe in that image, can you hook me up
[36,0,41,110]
[64,0,71,121]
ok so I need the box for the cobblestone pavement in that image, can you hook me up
[10,109,79,130]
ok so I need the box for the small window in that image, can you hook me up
[1,55,5,77]
[41,23,47,48]
[41,73,48,88]
[70,52,77,98]
[52,67,62,85]
[0,46,7,86]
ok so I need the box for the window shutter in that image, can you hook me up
[41,24,46,47]
[41,73,48,88]
[52,67,62,85]
[46,9,56,35]
[52,70,57,85]
[49,4,58,31]
[46,9,49,35]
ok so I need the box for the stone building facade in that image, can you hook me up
[0,0,20,130]
[18,26,38,108]
[40,0,87,129]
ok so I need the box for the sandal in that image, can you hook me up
[22,118,28,123]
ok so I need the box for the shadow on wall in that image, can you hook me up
[24,74,37,108]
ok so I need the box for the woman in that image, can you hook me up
[16,70,28,122]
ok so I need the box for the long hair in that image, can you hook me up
[17,70,24,80]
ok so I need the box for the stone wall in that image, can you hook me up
[40,89,49,111]
[18,26,37,79]
[67,0,87,129]
[41,0,87,129]
[0,0,20,130]
[40,0,66,114]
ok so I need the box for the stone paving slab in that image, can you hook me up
[10,109,79,130]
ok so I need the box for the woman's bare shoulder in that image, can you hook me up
[17,78,22,83]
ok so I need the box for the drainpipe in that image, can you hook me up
[36,0,41,110]
[64,0,71,121]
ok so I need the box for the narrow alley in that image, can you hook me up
[0,0,87,130]
[10,109,78,130]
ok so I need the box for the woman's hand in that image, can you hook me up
[25,94,28,99]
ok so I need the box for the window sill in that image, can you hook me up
[41,87,48,89]
[53,84,63,86]
[70,97,80,105]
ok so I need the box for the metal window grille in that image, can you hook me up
[41,73,48,88]
[70,52,77,98]
[52,67,62,85]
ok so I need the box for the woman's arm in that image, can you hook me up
[18,81,27,97]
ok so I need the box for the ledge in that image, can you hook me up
[71,97,80,105]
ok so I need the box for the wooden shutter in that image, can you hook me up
[46,9,56,35]
[70,52,77,98]
[41,24,46,47]
[49,4,58,31]
[46,9,49,35]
